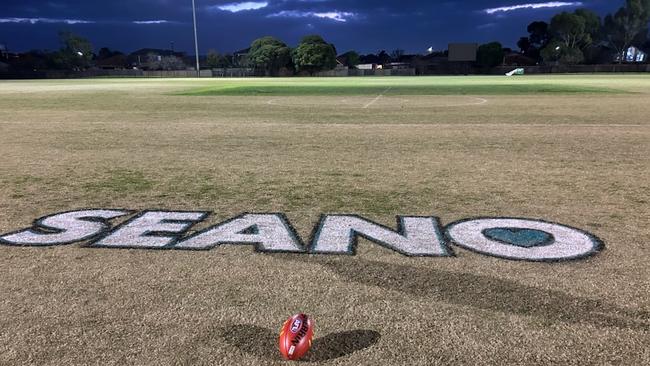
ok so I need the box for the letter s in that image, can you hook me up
[0,209,131,246]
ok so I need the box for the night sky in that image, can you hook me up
[1,1,622,55]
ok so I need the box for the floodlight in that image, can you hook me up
[192,0,200,77]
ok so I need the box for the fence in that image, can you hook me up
[490,64,650,75]
[210,68,256,77]
[142,70,212,78]
[0,69,211,79]
[1,64,648,79]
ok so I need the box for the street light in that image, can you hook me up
[192,0,200,77]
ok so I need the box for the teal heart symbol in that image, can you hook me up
[483,228,553,248]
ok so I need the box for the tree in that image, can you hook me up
[206,49,231,69]
[292,35,337,75]
[98,47,113,60]
[545,11,599,64]
[391,49,405,60]
[540,40,585,65]
[248,36,292,76]
[339,51,360,68]
[476,42,504,67]
[160,56,186,70]
[53,31,93,70]
[517,37,532,54]
[574,9,601,40]
[540,40,563,63]
[572,9,603,63]
[96,47,123,60]
[603,0,650,62]
[528,21,551,49]
[377,50,391,65]
[517,21,551,61]
[559,47,586,64]
[550,12,588,49]
[12,50,55,71]
[643,39,650,53]
[545,10,605,64]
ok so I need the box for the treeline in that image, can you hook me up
[3,0,649,74]
[214,34,340,76]
[478,0,650,67]
[206,44,403,75]
[5,32,347,75]
[7,31,96,71]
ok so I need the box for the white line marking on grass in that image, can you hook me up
[363,86,392,109]
[266,97,351,107]
[466,97,488,106]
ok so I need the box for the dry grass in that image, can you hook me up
[0,75,648,365]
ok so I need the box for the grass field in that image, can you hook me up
[0,75,648,365]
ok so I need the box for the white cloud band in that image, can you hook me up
[0,17,94,24]
[214,1,269,13]
[268,10,356,22]
[484,2,583,14]
[133,20,174,24]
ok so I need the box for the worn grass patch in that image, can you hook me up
[82,169,154,194]
[178,83,621,96]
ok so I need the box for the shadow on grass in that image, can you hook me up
[221,324,380,362]
[275,255,648,331]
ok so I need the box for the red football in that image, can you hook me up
[278,313,314,361]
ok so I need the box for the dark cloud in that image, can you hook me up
[0,1,623,54]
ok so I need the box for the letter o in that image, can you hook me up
[446,218,603,262]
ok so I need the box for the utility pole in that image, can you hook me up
[192,0,200,77]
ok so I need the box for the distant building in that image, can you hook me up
[359,54,380,65]
[0,44,7,59]
[448,43,478,62]
[356,63,378,70]
[384,62,411,69]
[620,46,647,63]
[335,55,348,67]
[334,59,347,70]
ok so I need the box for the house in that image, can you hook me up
[356,63,378,70]
[359,54,380,64]
[383,62,411,69]
[448,43,478,62]
[620,46,647,63]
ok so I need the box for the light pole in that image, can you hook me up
[192,0,200,77]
